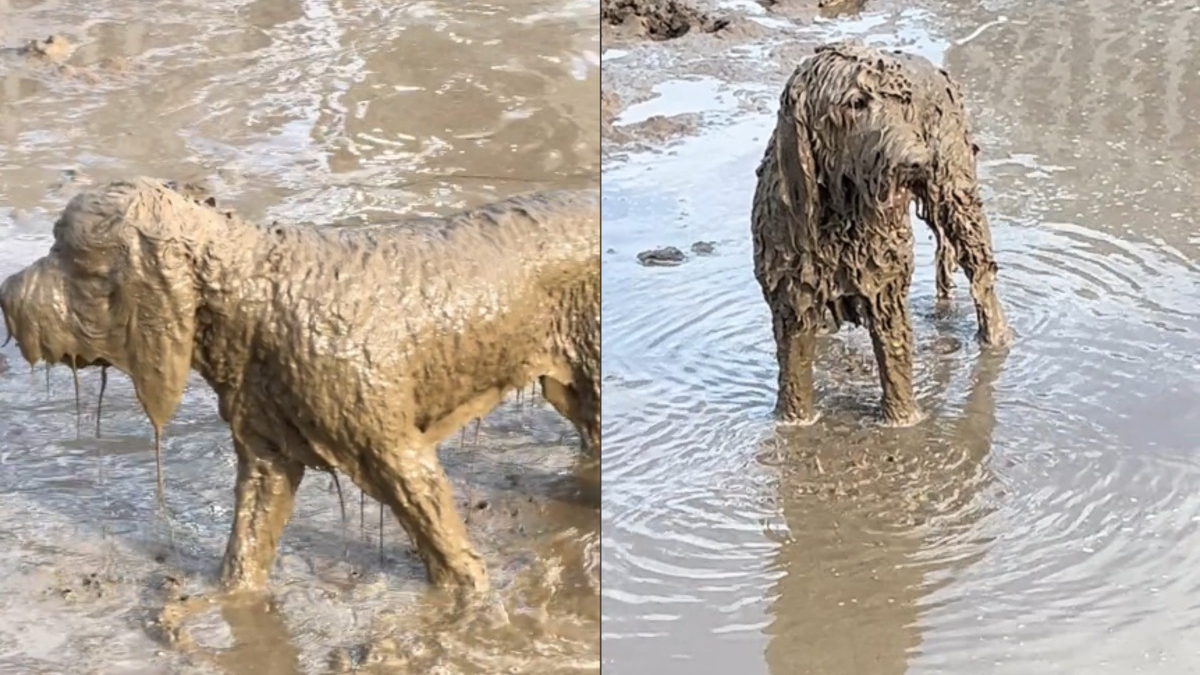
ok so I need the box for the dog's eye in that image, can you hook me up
[846,95,869,111]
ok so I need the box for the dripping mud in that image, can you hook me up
[603,1,1200,674]
[0,0,599,673]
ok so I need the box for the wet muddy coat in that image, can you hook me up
[751,40,1011,425]
[0,177,600,592]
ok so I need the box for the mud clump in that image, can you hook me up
[602,0,731,41]
[49,570,112,603]
[637,246,687,266]
[17,35,73,63]
[4,34,134,84]
[602,89,630,145]
[603,106,700,152]
[635,242,716,267]
[758,0,867,18]
[817,0,868,11]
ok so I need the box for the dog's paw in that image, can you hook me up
[881,408,926,428]
[778,410,822,427]
[978,324,1015,349]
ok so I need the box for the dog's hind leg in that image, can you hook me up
[865,284,922,426]
[220,432,306,591]
[540,372,600,456]
[368,445,489,592]
[541,302,601,456]
[771,302,820,425]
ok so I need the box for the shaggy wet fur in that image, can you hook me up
[0,178,599,593]
[751,40,1011,425]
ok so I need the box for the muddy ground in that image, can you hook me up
[0,0,598,674]
[602,0,1200,674]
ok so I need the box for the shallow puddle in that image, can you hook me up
[0,0,598,673]
[602,0,1200,673]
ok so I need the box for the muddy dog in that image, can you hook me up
[0,177,599,593]
[751,40,1011,426]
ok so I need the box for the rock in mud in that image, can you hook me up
[601,0,731,41]
[17,35,73,63]
[637,246,687,266]
[601,89,631,145]
[817,0,867,10]
[4,34,135,84]
[758,0,867,19]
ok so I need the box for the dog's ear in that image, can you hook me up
[108,186,201,431]
[774,69,818,227]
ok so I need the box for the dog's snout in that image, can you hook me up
[897,151,932,177]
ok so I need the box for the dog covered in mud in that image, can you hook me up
[0,177,599,593]
[751,39,1011,425]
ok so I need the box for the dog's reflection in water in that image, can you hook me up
[762,348,1007,675]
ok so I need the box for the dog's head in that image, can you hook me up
[774,39,979,221]
[0,177,223,429]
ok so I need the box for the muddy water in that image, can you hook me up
[0,0,598,673]
[602,1,1200,673]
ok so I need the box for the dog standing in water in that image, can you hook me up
[751,40,1012,426]
[0,177,599,594]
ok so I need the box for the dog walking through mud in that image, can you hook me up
[0,177,599,595]
[751,39,1013,425]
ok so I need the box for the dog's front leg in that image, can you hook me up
[943,194,1012,346]
[220,431,305,591]
[867,284,923,426]
[368,445,489,592]
[772,303,820,425]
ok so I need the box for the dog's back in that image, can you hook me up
[249,190,600,442]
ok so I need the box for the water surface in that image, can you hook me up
[0,1,598,673]
[602,1,1200,673]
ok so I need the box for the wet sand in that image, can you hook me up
[602,0,1200,674]
[0,0,598,673]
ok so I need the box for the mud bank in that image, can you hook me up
[600,0,848,157]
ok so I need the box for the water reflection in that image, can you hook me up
[763,347,1005,675]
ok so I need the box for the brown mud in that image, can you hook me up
[602,0,732,42]
[2,34,132,84]
[603,0,1200,673]
[0,0,598,673]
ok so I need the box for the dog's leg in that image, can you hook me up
[220,433,305,591]
[369,446,489,592]
[540,374,600,456]
[933,225,956,305]
[866,285,922,426]
[946,213,1012,346]
[772,304,820,424]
